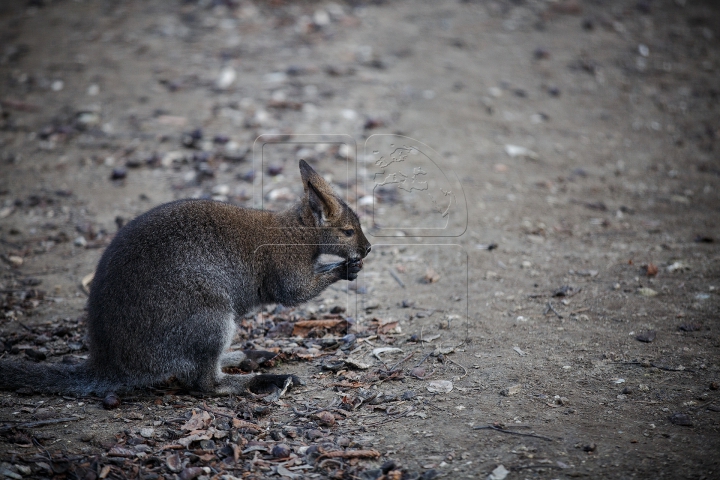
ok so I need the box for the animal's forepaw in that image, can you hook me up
[339,258,363,281]
[246,374,304,395]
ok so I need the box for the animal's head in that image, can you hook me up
[299,159,371,261]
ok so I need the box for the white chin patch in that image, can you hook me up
[318,253,345,264]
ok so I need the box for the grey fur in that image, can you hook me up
[0,160,371,396]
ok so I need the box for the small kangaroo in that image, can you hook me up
[0,160,371,396]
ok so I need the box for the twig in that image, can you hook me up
[199,402,235,419]
[0,416,82,433]
[415,351,433,368]
[612,361,695,373]
[389,352,415,372]
[473,424,554,442]
[688,400,716,412]
[362,407,413,427]
[388,269,405,288]
[291,406,321,417]
[318,449,381,460]
[446,357,469,379]
[543,301,563,319]
[512,464,563,471]
[650,363,694,373]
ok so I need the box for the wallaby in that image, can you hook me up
[0,160,371,396]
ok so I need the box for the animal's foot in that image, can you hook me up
[245,374,304,395]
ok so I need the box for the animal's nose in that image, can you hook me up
[365,246,372,256]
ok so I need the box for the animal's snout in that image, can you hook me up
[364,245,372,257]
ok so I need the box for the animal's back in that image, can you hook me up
[86,199,260,388]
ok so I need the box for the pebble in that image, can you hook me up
[140,427,154,438]
[637,287,658,297]
[487,464,509,480]
[216,66,236,89]
[668,412,693,427]
[635,330,656,343]
[110,167,127,180]
[504,144,539,160]
[102,393,120,410]
[271,443,291,458]
[500,384,522,396]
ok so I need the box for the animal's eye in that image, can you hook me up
[343,229,354,237]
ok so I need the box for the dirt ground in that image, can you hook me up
[1,0,720,478]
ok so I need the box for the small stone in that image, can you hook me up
[582,443,597,452]
[709,382,719,391]
[679,323,702,332]
[306,429,323,440]
[74,236,87,247]
[216,66,237,89]
[635,330,656,343]
[102,393,120,410]
[500,384,522,396]
[271,443,291,458]
[140,427,154,438]
[198,439,215,450]
[669,412,693,427]
[15,465,31,475]
[401,390,416,401]
[637,287,658,297]
[110,167,127,180]
[267,164,283,176]
[0,468,22,480]
[7,255,23,267]
[621,386,633,395]
[487,464,509,480]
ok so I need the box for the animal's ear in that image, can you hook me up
[300,159,341,224]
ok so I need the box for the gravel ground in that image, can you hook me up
[1,0,719,478]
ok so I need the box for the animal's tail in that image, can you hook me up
[0,359,113,396]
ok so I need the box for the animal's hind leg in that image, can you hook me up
[179,310,302,395]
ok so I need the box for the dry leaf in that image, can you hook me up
[427,380,453,393]
[646,263,658,276]
[231,418,261,433]
[166,453,182,473]
[292,319,348,337]
[81,272,95,294]
[372,347,403,361]
[378,321,399,334]
[423,268,440,283]
[181,410,212,431]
